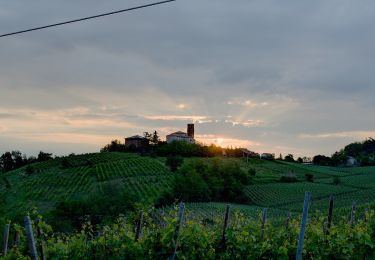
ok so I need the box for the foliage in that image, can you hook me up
[25,165,34,175]
[280,172,298,183]
[163,159,251,204]
[2,209,375,259]
[284,154,295,162]
[313,155,332,166]
[332,176,341,185]
[165,156,184,172]
[51,183,140,231]
[304,173,314,182]
[100,139,125,152]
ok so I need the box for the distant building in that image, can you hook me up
[166,124,195,144]
[346,156,358,167]
[240,148,260,158]
[125,135,149,149]
[261,153,275,160]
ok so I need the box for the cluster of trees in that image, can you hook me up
[101,131,253,158]
[158,159,253,205]
[0,150,53,173]
[313,138,375,167]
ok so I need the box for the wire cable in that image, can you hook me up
[0,0,176,38]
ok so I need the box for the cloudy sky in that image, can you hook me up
[0,0,374,157]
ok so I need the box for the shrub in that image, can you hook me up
[332,176,341,185]
[25,165,35,175]
[305,173,314,182]
[165,156,184,172]
[280,172,298,183]
[248,168,256,176]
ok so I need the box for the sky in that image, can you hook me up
[0,0,375,157]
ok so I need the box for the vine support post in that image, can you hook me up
[296,192,311,260]
[36,219,46,260]
[350,201,357,225]
[24,216,38,260]
[285,211,291,228]
[220,204,231,248]
[135,210,144,241]
[13,230,20,248]
[325,195,334,235]
[2,224,10,256]
[170,202,185,260]
[260,208,267,241]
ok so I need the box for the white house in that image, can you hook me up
[166,124,195,144]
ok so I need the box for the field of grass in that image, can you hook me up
[1,153,375,226]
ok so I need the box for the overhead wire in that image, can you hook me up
[0,0,176,38]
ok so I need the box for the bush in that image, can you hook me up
[248,168,256,176]
[305,173,314,182]
[165,156,184,172]
[332,176,341,185]
[280,172,298,183]
[25,165,35,175]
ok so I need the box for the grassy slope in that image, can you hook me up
[1,153,375,223]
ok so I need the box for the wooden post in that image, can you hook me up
[170,202,185,260]
[325,195,334,235]
[296,192,311,260]
[260,208,267,241]
[220,204,231,248]
[285,211,291,228]
[36,219,46,260]
[24,216,38,260]
[13,231,20,248]
[135,210,144,241]
[350,201,356,225]
[2,224,10,256]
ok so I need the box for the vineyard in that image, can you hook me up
[1,153,375,258]
[0,153,175,222]
[1,200,375,259]
[1,153,375,229]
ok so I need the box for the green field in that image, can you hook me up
[1,153,375,225]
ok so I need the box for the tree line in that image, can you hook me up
[0,151,53,173]
[313,138,375,166]
[100,131,258,158]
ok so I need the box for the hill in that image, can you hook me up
[1,152,375,229]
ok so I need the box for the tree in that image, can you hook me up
[100,140,125,152]
[284,154,295,162]
[37,151,53,162]
[297,157,303,163]
[152,131,160,145]
[11,151,25,168]
[0,152,14,172]
[313,155,332,166]
[143,132,152,141]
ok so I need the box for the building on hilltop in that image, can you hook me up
[260,153,275,160]
[166,124,195,144]
[125,135,149,149]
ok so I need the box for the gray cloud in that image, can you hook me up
[0,0,374,157]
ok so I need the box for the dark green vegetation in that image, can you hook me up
[314,137,375,166]
[159,159,252,204]
[2,207,375,259]
[1,151,375,258]
[1,152,375,231]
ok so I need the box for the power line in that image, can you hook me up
[0,0,176,39]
